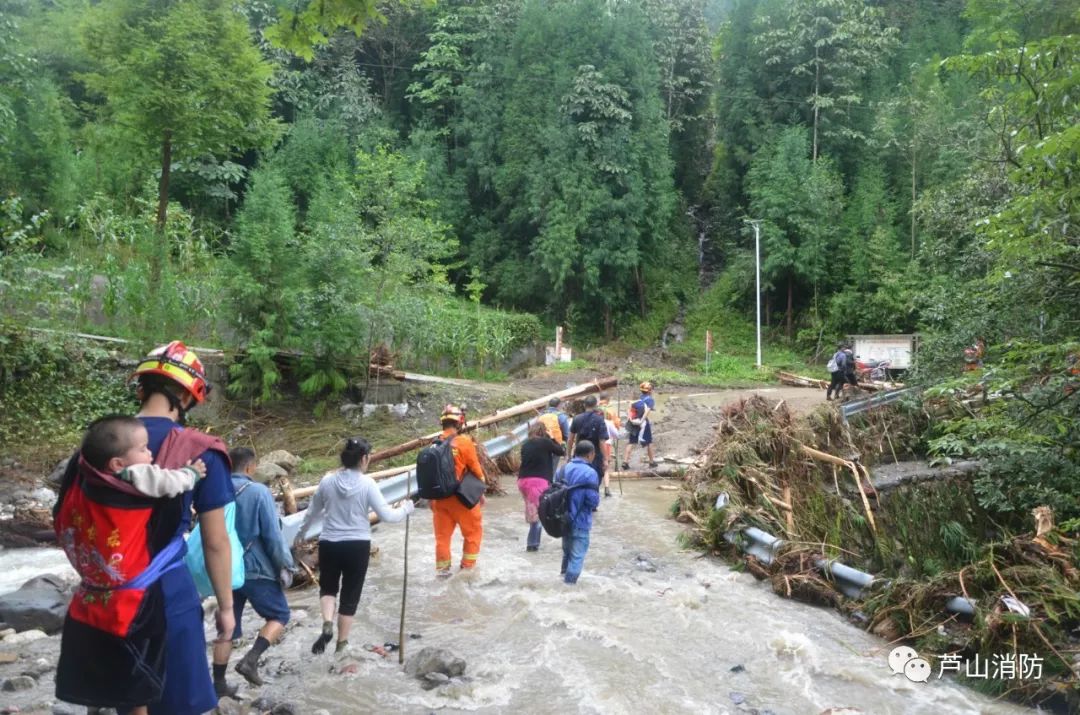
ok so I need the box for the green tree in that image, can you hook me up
[79,0,276,229]
[746,126,843,337]
[226,166,298,400]
[264,0,395,61]
[462,0,682,334]
[757,0,899,161]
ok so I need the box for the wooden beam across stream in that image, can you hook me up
[276,376,619,501]
[365,376,618,465]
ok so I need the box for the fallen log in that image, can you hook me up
[280,464,415,501]
[777,371,900,392]
[368,376,618,465]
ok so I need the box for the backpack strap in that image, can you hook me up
[233,480,258,553]
[554,466,567,485]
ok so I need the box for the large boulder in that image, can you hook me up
[261,450,301,473]
[0,575,72,634]
[254,461,288,484]
[404,647,466,680]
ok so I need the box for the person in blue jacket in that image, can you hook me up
[211,447,295,695]
[559,440,601,585]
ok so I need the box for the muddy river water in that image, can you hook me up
[0,483,1032,713]
[0,385,1035,713]
[225,482,1026,715]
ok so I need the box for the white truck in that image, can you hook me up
[848,334,917,375]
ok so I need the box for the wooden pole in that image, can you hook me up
[616,380,623,495]
[398,469,410,665]
[368,377,618,465]
[280,464,414,501]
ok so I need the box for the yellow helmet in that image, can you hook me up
[131,341,210,403]
[440,404,465,426]
[639,381,653,393]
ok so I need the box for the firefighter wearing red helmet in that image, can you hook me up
[431,404,486,577]
[131,341,239,707]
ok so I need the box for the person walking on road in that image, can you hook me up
[559,440,601,585]
[568,395,611,497]
[621,382,657,470]
[826,344,848,401]
[430,405,486,577]
[294,438,414,655]
[211,447,295,694]
[125,342,237,712]
[538,397,571,445]
[517,422,565,551]
[843,347,859,391]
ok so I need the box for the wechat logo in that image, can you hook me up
[889,645,932,683]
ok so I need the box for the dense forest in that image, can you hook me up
[2,2,1079,702]
[1,0,1077,399]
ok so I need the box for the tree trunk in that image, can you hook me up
[156,130,172,230]
[604,305,613,341]
[765,292,772,327]
[911,137,917,259]
[812,46,820,163]
[786,276,794,340]
[635,266,647,317]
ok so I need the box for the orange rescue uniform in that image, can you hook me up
[431,428,485,571]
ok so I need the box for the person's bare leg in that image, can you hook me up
[320,595,335,622]
[260,620,284,644]
[336,614,355,652]
[647,443,656,465]
[311,596,336,654]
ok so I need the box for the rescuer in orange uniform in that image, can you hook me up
[432,405,486,577]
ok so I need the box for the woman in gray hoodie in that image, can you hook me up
[294,437,414,654]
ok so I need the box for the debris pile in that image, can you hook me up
[677,395,1080,708]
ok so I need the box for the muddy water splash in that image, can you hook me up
[243,484,1029,714]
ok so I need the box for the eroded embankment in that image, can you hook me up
[677,396,1080,710]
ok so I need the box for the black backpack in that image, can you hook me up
[538,468,597,538]
[416,437,458,500]
[578,411,607,448]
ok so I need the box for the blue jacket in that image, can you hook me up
[560,458,600,532]
[232,475,294,582]
[543,407,571,442]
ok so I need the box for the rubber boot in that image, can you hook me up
[214,678,239,698]
[235,648,264,686]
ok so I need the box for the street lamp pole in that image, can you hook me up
[745,219,762,369]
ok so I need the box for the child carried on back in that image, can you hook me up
[53,415,206,714]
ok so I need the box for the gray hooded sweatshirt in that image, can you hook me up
[296,468,408,542]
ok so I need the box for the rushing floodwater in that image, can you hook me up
[0,482,1033,713]
[242,483,1028,714]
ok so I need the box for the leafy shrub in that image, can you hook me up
[0,330,132,460]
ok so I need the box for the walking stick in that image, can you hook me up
[616,382,624,496]
[398,470,410,665]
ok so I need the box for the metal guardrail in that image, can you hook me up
[724,523,974,615]
[281,418,537,543]
[841,386,921,423]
